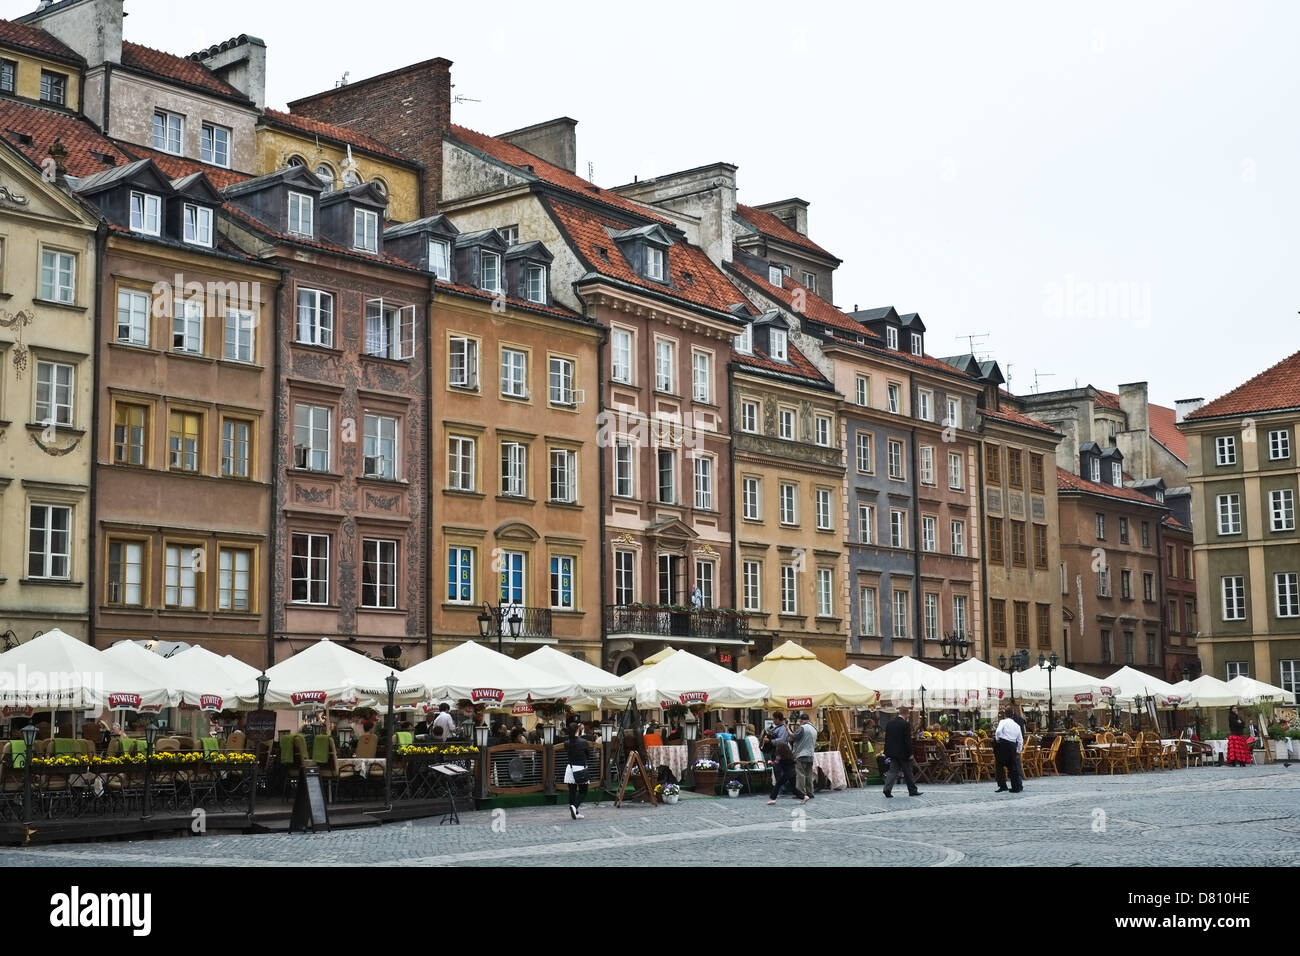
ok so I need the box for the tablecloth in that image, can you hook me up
[812,751,847,790]
[646,745,689,779]
[336,757,386,776]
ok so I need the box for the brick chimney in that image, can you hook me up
[190,35,267,110]
[288,57,453,218]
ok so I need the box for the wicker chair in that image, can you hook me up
[1039,736,1062,776]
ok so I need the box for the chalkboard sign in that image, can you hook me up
[245,709,276,751]
[290,765,330,832]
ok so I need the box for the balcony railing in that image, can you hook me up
[605,604,750,642]
[490,605,552,640]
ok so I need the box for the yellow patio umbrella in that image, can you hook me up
[744,641,880,709]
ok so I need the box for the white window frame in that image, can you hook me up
[1269,429,1291,461]
[646,245,665,281]
[888,439,905,480]
[35,360,74,426]
[1090,457,1102,483]
[657,449,677,504]
[611,328,633,383]
[779,483,797,525]
[693,456,714,510]
[296,289,334,348]
[164,543,200,609]
[780,564,798,615]
[116,288,151,346]
[860,587,877,636]
[893,589,909,639]
[946,397,961,430]
[911,332,923,356]
[447,546,475,605]
[770,328,788,362]
[449,336,479,389]
[172,295,203,354]
[924,592,939,640]
[363,413,398,480]
[525,264,547,303]
[655,338,676,392]
[200,122,230,168]
[887,383,900,414]
[183,203,214,247]
[501,347,528,399]
[129,191,162,237]
[548,356,575,406]
[692,350,711,403]
[365,299,415,360]
[550,554,576,611]
[859,504,874,544]
[152,110,183,155]
[354,208,379,253]
[818,568,833,617]
[1216,435,1237,466]
[293,403,331,472]
[890,509,907,549]
[948,451,963,489]
[743,561,762,612]
[778,407,795,441]
[1270,489,1295,532]
[614,442,634,498]
[920,445,935,485]
[1222,576,1246,621]
[951,520,965,556]
[856,433,873,474]
[953,595,968,639]
[816,488,833,530]
[27,503,71,580]
[917,389,933,422]
[429,239,451,280]
[768,265,783,287]
[856,376,869,407]
[886,326,898,350]
[734,323,752,355]
[815,414,832,447]
[922,516,937,553]
[479,251,502,293]
[1217,493,1242,535]
[290,532,330,605]
[221,418,251,478]
[741,400,758,433]
[287,192,314,237]
[614,550,635,606]
[223,309,255,363]
[1276,572,1300,618]
[361,538,398,609]
[743,476,761,520]
[217,547,252,612]
[40,249,76,304]
[448,436,477,492]
[549,448,577,504]
[1111,461,1122,487]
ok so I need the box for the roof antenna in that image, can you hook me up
[1031,369,1055,394]
[587,161,594,182]
[955,331,989,355]
[335,71,349,88]
[452,94,481,105]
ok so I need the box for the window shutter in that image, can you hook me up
[399,305,416,360]
[365,298,384,356]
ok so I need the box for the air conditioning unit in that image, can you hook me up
[363,455,389,478]
[294,444,309,469]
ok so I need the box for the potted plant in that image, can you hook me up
[692,758,719,794]
[658,782,681,804]
[725,778,742,798]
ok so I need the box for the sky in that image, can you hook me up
[8,0,1298,409]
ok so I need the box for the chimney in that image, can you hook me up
[498,118,577,175]
[612,162,738,267]
[21,0,123,68]
[1116,381,1150,480]
[753,197,810,236]
[288,57,453,218]
[191,35,267,110]
[1175,397,1204,423]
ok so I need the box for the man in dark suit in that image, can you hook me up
[882,705,922,798]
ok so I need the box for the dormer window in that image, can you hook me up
[887,326,899,350]
[129,191,162,236]
[0,60,15,94]
[183,203,213,247]
[1156,489,1165,503]
[1111,462,1122,487]
[152,111,183,155]
[911,333,922,356]
[769,265,783,288]
[1090,457,1101,483]
[354,208,379,253]
[480,251,502,294]
[735,323,752,355]
[646,245,665,281]
[770,328,788,362]
[525,265,547,304]
[429,239,450,280]
[288,192,313,237]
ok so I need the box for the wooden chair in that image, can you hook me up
[1080,739,1103,774]
[1020,743,1042,778]
[1040,736,1062,776]
[354,733,379,759]
[928,745,964,785]
[973,744,996,782]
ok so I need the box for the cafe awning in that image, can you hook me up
[0,628,175,712]
[743,641,878,709]
[402,641,579,706]
[632,649,769,710]
[233,638,424,711]
[518,646,635,709]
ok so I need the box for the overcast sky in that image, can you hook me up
[11,0,1298,408]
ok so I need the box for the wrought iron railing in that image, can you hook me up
[605,605,750,641]
[491,606,552,640]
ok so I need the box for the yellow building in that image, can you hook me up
[0,19,84,113]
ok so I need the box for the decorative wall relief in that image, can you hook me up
[0,309,34,379]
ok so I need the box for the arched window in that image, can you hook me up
[315,163,335,188]
[286,154,306,168]
[371,177,388,198]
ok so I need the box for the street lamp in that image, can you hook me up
[256,672,270,714]
[919,685,928,728]
[683,713,699,787]
[999,649,1029,707]
[1038,652,1059,731]
[248,671,270,820]
[143,719,159,819]
[21,722,36,825]
[479,602,525,654]
[940,631,970,660]
[383,672,398,810]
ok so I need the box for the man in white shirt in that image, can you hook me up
[432,703,458,741]
[993,709,1024,793]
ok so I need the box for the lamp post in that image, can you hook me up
[919,685,927,728]
[1038,652,1059,731]
[247,671,270,819]
[683,713,698,787]
[999,649,1029,708]
[474,721,490,803]
[383,672,398,810]
[478,602,524,655]
[143,718,159,819]
[599,721,614,790]
[543,721,557,796]
[940,631,970,660]
[21,722,36,825]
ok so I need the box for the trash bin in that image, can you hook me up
[1059,738,1082,775]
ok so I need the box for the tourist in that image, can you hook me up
[789,712,818,805]
[766,731,796,805]
[564,722,592,819]
[994,709,1024,793]
[1008,705,1027,785]
[431,703,458,741]
[882,706,921,798]
[1226,705,1253,766]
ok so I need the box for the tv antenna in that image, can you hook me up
[587,161,594,181]
[955,331,989,355]
[452,94,481,105]
[1031,369,1055,394]
[335,71,349,89]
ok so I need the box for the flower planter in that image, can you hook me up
[663,793,680,804]
[693,769,718,794]
[726,787,741,798]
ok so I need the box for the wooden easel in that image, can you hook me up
[614,751,657,808]
[827,709,863,788]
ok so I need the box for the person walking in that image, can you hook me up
[789,712,818,804]
[993,709,1024,793]
[1008,704,1027,790]
[563,722,592,818]
[882,705,921,798]
[766,712,793,796]
[765,732,796,805]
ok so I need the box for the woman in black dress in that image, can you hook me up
[1226,705,1253,766]
[564,722,592,819]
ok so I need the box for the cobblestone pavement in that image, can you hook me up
[2,764,1297,867]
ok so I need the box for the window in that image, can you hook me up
[860,587,877,636]
[945,398,961,431]
[646,245,665,281]
[1166,544,1176,577]
[611,329,633,383]
[920,446,934,485]
[315,163,334,188]
[921,516,936,552]
[886,326,899,350]
[200,123,230,167]
[770,328,788,362]
[1277,572,1300,618]
[550,449,577,503]
[364,414,398,480]
[655,339,675,392]
[887,439,904,480]
[1100,629,1112,664]
[1120,568,1133,600]
[1216,435,1236,466]
[287,192,314,236]
[1169,599,1180,632]
[1141,521,1150,548]
[291,533,329,604]
[1221,576,1246,621]
[743,561,762,611]
[1111,462,1122,487]
[152,110,182,153]
[448,436,476,492]
[1006,450,1023,489]
[1096,513,1106,540]
[859,505,875,544]
[1269,429,1291,461]
[1033,524,1048,569]
[1122,630,1134,664]
[548,357,575,406]
[106,541,144,606]
[741,400,758,433]
[40,249,76,303]
[1097,567,1111,598]
[429,239,450,280]
[550,555,576,610]
[1014,601,1030,648]
[1118,517,1129,544]
[1216,494,1241,535]
[183,203,213,246]
[734,323,752,355]
[951,520,965,556]
[856,434,873,473]
[1010,520,1026,567]
[657,450,677,504]
[779,482,797,525]
[357,538,399,609]
[365,300,415,360]
[354,209,379,253]
[223,309,254,362]
[218,548,251,611]
[768,265,783,286]
[1029,454,1045,493]
[910,332,922,356]
[447,547,475,604]
[296,289,334,348]
[948,452,963,489]
[890,509,907,548]
[780,564,798,614]
[856,376,869,407]
[1090,457,1101,483]
[114,404,147,465]
[172,296,203,354]
[1184,548,1193,580]
[985,446,1002,484]
[991,599,1007,647]
[613,442,634,498]
[743,476,761,520]
[657,554,678,605]
[779,407,795,441]
[167,410,201,473]
[988,518,1004,563]
[1143,571,1154,602]
[816,488,833,530]
[892,589,909,640]
[614,550,634,606]
[449,337,479,389]
[815,414,832,447]
[1270,489,1295,531]
[1225,661,1249,680]
[525,265,547,303]
[917,390,932,422]
[693,457,713,510]
[479,251,502,293]
[949,595,968,641]
[0,59,14,94]
[116,289,150,346]
[923,592,938,641]
[34,359,74,427]
[818,569,834,617]
[1281,660,1299,697]
[128,191,162,236]
[887,383,901,414]
[221,418,251,478]
[164,544,200,609]
[294,404,331,472]
[801,270,817,293]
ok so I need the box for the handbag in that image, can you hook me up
[563,764,589,785]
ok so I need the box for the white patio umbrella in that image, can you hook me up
[1225,675,1297,706]
[402,641,578,706]
[1175,674,1249,708]
[843,656,948,709]
[164,645,246,710]
[233,638,424,710]
[0,628,175,712]
[221,654,262,684]
[101,640,184,711]
[1102,666,1180,706]
[518,645,634,709]
[620,647,678,683]
[632,649,769,710]
[944,657,1046,709]
[1012,662,1108,706]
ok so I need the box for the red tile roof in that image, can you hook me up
[265,109,415,166]
[547,198,745,317]
[116,141,249,190]
[0,18,84,64]
[1092,389,1121,411]
[982,404,1064,436]
[435,278,584,323]
[1056,467,1169,507]
[735,203,837,260]
[1184,348,1300,421]
[121,41,247,103]
[0,98,130,177]
[732,341,831,388]
[449,124,667,223]
[1161,514,1190,533]
[727,260,873,339]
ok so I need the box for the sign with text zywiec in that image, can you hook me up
[290,690,327,707]
[107,693,142,710]
[199,694,224,713]
[679,692,709,705]
[1074,693,1094,705]
[471,688,504,705]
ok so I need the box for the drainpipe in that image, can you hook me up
[573,286,609,667]
[425,276,435,660]
[909,422,921,658]
[976,436,990,663]
[87,220,108,646]
[726,364,739,666]
[266,267,286,669]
